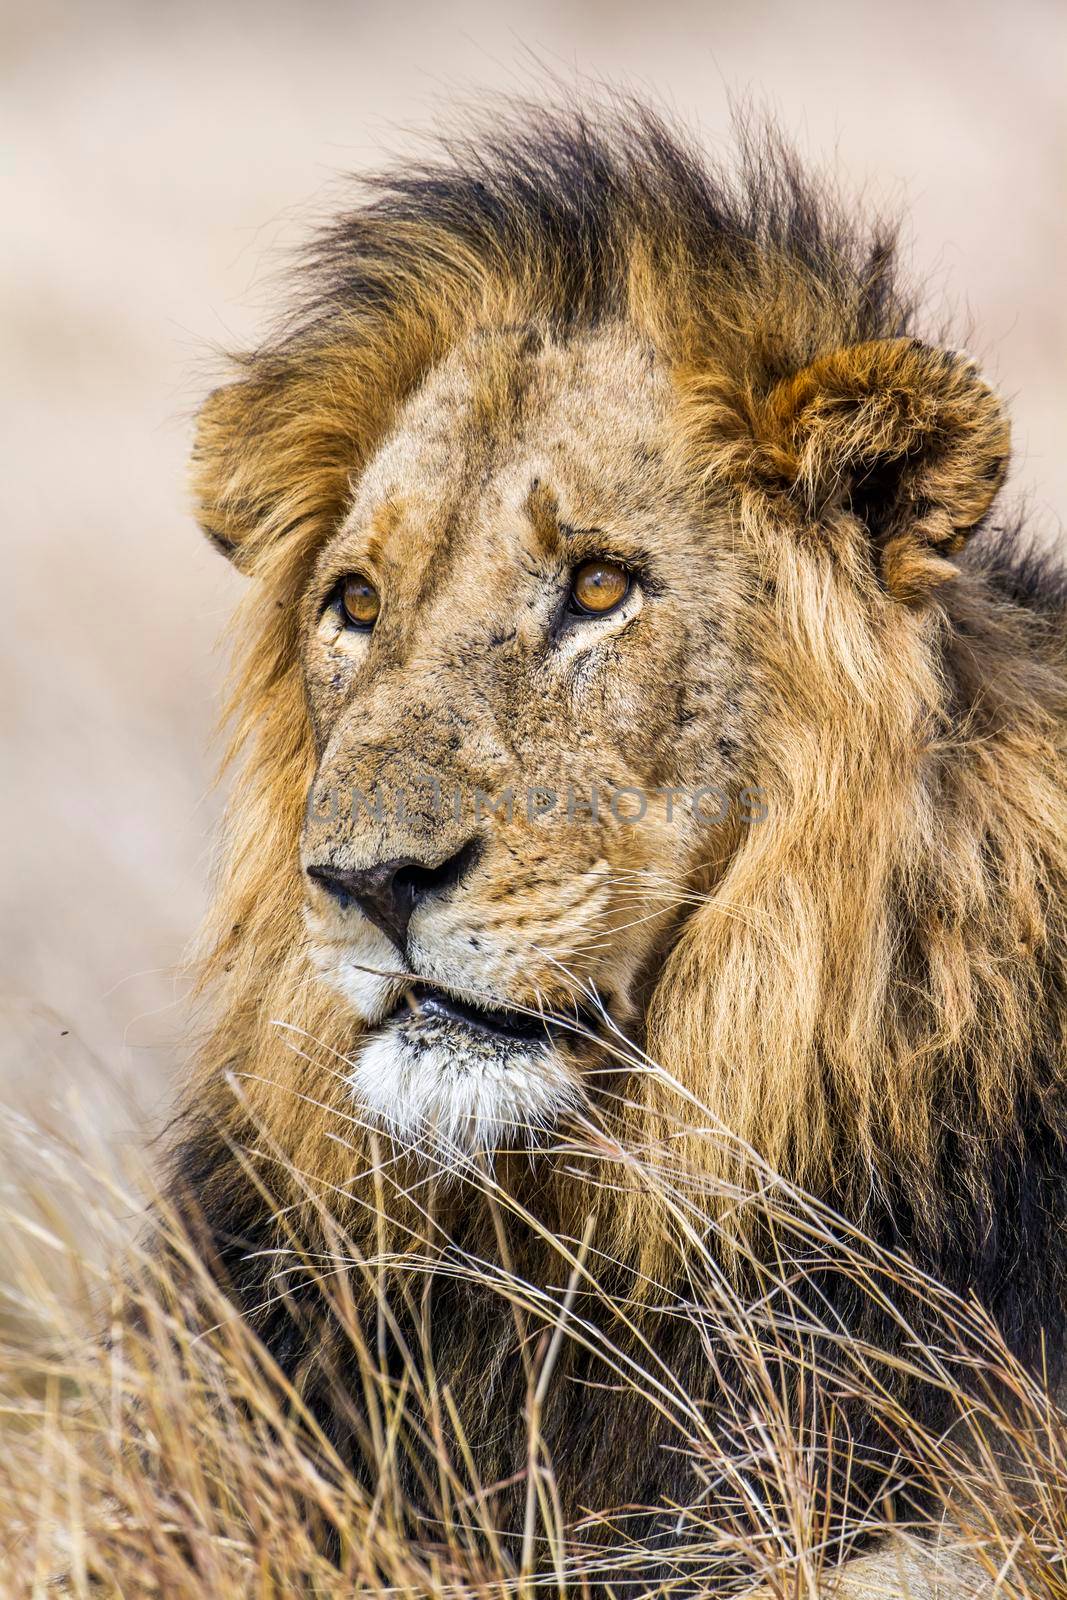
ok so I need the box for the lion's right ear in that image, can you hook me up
[190,359,370,573]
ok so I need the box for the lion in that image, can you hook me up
[172,102,1067,1593]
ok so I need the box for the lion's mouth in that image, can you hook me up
[387,983,596,1050]
[352,980,594,1149]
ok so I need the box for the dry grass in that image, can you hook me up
[1,1071,1065,1600]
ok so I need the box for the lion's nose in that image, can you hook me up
[307,838,481,955]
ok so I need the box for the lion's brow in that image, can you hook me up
[524,478,599,555]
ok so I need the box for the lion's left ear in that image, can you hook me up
[748,338,1010,601]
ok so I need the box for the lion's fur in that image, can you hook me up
[175,101,1067,1578]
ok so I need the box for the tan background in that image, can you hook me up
[2,0,1064,1153]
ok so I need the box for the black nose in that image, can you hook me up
[307,839,481,955]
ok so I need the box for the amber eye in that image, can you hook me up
[569,559,631,616]
[339,574,380,629]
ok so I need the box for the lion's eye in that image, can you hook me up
[568,560,630,616]
[339,574,380,629]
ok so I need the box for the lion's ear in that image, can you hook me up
[750,338,1010,601]
[191,378,278,569]
[190,359,368,573]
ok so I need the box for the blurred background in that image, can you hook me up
[2,0,1064,1164]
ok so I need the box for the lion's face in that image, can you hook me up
[298,325,751,1150]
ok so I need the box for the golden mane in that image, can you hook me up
[183,101,1067,1294]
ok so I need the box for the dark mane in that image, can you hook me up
[967,517,1067,617]
[285,100,914,367]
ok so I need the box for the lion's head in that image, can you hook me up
[187,105,1064,1248]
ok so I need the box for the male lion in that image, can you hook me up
[175,104,1067,1592]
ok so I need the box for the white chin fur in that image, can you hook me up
[350,1024,579,1155]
